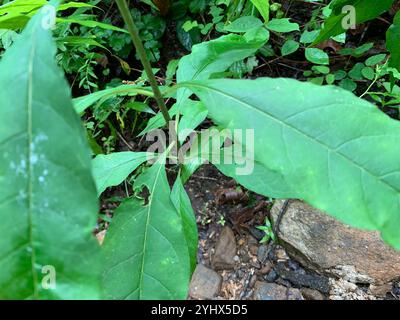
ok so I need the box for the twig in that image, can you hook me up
[273,199,291,236]
[116,130,134,151]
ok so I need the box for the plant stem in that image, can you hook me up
[115,0,171,123]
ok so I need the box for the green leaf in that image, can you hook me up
[0,6,101,299]
[102,155,191,299]
[305,48,329,65]
[56,35,108,50]
[365,54,387,67]
[177,29,269,104]
[361,66,375,80]
[250,0,269,22]
[92,152,153,196]
[386,11,400,73]
[178,100,208,143]
[224,16,263,33]
[0,0,95,30]
[340,43,374,58]
[0,0,45,29]
[325,73,335,85]
[181,78,400,249]
[281,39,299,56]
[300,30,319,44]
[73,85,153,114]
[56,18,128,33]
[176,19,201,51]
[314,0,395,44]
[171,176,198,271]
[339,78,357,91]
[312,66,330,75]
[181,128,225,183]
[125,101,155,115]
[266,18,299,33]
[348,62,364,81]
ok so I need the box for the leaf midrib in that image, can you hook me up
[27,23,39,299]
[138,163,164,300]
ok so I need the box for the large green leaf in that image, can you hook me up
[176,28,269,104]
[56,17,128,34]
[314,0,395,44]
[171,176,198,271]
[72,85,153,114]
[92,152,153,196]
[386,10,400,73]
[0,0,95,30]
[0,7,101,299]
[250,0,269,22]
[102,155,191,299]
[181,78,400,249]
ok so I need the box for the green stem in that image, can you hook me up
[115,0,171,123]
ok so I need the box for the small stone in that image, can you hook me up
[288,260,301,271]
[249,275,258,288]
[249,245,259,256]
[250,261,261,269]
[247,235,258,246]
[275,262,330,293]
[189,264,222,300]
[275,278,291,287]
[287,288,304,300]
[301,288,326,300]
[393,281,400,296]
[265,269,278,282]
[240,249,251,263]
[212,227,237,270]
[257,245,269,262]
[253,282,288,300]
[249,227,265,241]
[275,247,289,261]
[257,263,272,275]
[369,283,392,297]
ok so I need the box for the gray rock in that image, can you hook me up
[257,245,269,262]
[369,283,392,297]
[257,262,272,275]
[212,226,237,270]
[301,288,326,300]
[287,288,304,300]
[253,282,288,300]
[271,200,400,285]
[253,282,304,300]
[189,264,222,300]
[249,245,259,256]
[264,269,278,282]
[275,262,330,293]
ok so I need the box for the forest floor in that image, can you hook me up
[184,165,400,300]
